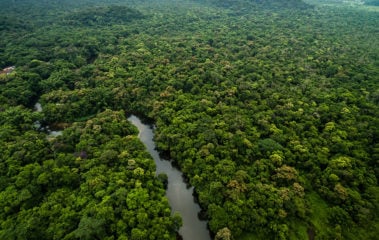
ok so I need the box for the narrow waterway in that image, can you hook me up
[34,102,62,137]
[128,115,211,240]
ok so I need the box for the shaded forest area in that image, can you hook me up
[365,0,379,6]
[1,0,378,239]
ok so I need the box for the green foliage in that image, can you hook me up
[63,6,144,26]
[0,109,178,239]
[197,0,311,10]
[365,0,379,6]
[0,0,378,239]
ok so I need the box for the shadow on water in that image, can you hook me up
[128,115,211,240]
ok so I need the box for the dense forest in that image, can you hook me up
[0,0,378,239]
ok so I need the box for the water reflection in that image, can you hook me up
[128,115,211,240]
[33,102,63,137]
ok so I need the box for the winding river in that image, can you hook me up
[33,104,210,239]
[128,115,211,240]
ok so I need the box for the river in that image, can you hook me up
[34,102,63,137]
[128,115,211,240]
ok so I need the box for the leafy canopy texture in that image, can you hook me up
[0,0,378,239]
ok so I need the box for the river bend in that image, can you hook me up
[128,115,210,240]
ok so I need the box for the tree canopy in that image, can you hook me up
[0,0,378,239]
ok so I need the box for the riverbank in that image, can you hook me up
[128,115,211,240]
[33,102,63,137]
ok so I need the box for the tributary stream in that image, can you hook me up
[34,102,62,137]
[128,115,211,240]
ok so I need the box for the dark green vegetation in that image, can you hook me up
[0,110,180,240]
[366,0,379,7]
[63,6,144,26]
[1,0,378,239]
